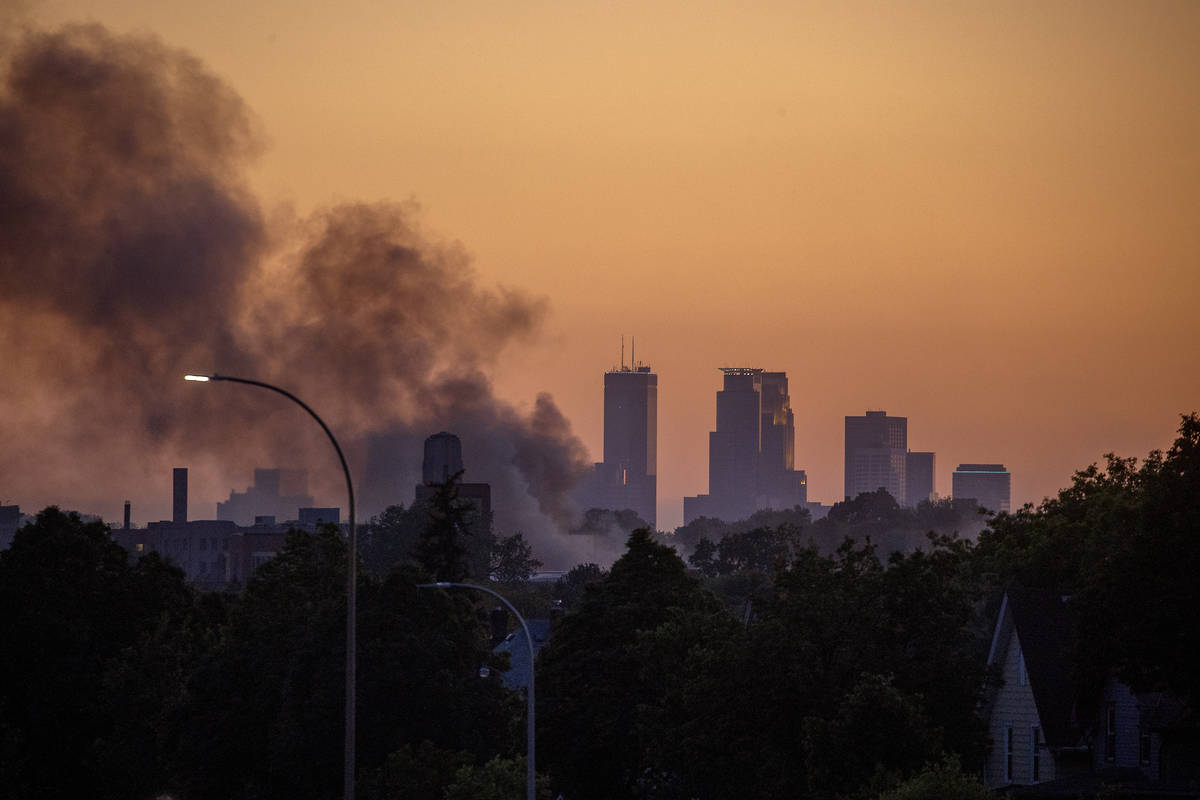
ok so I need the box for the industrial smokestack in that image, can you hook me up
[123,500,131,530]
[173,468,187,523]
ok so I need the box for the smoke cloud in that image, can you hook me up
[0,22,594,565]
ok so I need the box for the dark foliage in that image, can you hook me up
[0,508,196,799]
[538,529,988,800]
[976,413,1200,709]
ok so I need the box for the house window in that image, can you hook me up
[1105,702,1117,762]
[1006,723,1014,782]
[1140,726,1151,766]
[1031,726,1041,782]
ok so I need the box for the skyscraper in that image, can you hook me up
[905,451,936,507]
[684,368,807,523]
[581,348,658,528]
[952,463,1011,513]
[756,371,808,510]
[706,367,761,519]
[844,411,908,504]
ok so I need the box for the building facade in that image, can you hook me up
[217,468,314,526]
[952,463,1011,513]
[905,451,936,507]
[580,359,658,529]
[684,368,807,523]
[844,411,908,504]
[113,467,340,589]
[415,431,493,518]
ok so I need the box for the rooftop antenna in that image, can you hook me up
[632,336,636,369]
[621,334,625,370]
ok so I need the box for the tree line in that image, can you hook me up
[0,414,1195,799]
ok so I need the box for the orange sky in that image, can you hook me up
[22,0,1200,528]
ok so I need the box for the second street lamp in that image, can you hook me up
[185,373,358,800]
[417,581,537,800]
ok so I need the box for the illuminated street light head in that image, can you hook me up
[183,374,211,382]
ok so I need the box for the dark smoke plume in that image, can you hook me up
[0,23,592,563]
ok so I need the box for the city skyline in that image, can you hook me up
[2,2,1197,533]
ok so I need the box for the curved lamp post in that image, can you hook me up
[185,374,358,800]
[418,581,536,800]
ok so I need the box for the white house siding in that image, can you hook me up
[1094,676,1156,777]
[985,629,1055,787]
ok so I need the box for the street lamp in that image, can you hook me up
[418,581,537,800]
[185,373,358,800]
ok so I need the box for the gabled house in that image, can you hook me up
[983,588,1091,787]
[981,588,1200,795]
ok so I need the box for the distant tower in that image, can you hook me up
[423,431,465,484]
[684,368,806,524]
[173,467,188,523]
[707,368,762,519]
[905,451,936,507]
[216,469,314,526]
[756,372,807,511]
[415,432,492,517]
[844,411,907,504]
[952,464,1011,513]
[586,345,658,528]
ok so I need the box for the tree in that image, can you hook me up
[444,755,553,800]
[489,532,543,585]
[550,562,606,609]
[803,674,942,799]
[974,413,1200,708]
[172,527,352,800]
[876,756,993,800]
[667,538,987,800]
[537,529,734,800]
[806,492,987,557]
[173,530,521,800]
[415,474,493,582]
[0,508,197,798]
[690,524,806,577]
[359,740,473,800]
[361,502,427,575]
[1071,414,1200,707]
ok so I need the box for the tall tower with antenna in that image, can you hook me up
[584,337,658,528]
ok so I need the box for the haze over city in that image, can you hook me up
[2,0,1197,536]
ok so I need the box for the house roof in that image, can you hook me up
[988,587,1081,748]
[493,619,552,691]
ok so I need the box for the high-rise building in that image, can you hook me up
[756,372,808,511]
[952,463,1011,513]
[217,468,314,525]
[415,432,492,517]
[684,368,807,523]
[844,411,908,504]
[905,451,936,507]
[585,354,658,528]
